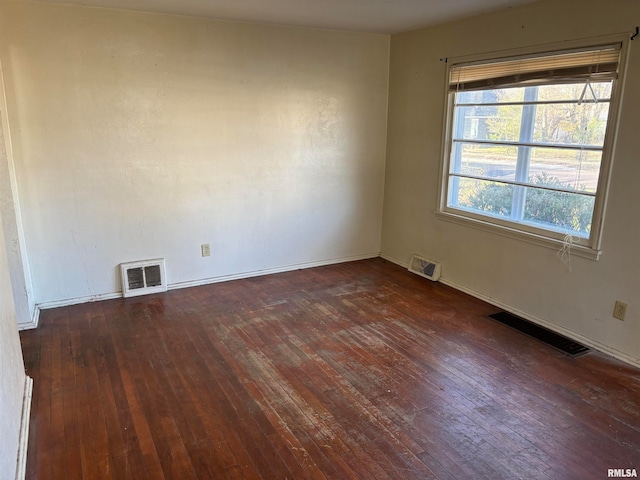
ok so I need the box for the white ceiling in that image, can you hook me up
[27,0,539,34]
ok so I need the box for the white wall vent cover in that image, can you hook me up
[120,258,167,298]
[408,254,441,282]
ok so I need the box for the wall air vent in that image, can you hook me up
[120,258,167,298]
[408,254,441,281]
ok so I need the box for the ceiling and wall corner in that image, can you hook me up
[11,0,540,34]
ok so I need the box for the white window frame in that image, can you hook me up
[437,37,630,260]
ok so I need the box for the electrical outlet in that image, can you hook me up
[613,300,627,321]
[201,243,211,257]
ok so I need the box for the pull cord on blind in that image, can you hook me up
[448,44,622,92]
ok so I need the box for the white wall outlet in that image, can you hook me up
[613,300,627,321]
[201,243,211,257]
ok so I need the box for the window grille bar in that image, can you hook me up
[511,86,538,221]
[455,99,611,107]
[449,172,598,196]
[452,138,603,152]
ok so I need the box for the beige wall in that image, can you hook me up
[0,1,389,305]
[382,0,640,364]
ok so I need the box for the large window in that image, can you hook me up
[440,43,625,257]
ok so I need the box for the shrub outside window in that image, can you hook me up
[440,43,625,258]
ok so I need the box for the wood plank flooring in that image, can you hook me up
[20,258,640,479]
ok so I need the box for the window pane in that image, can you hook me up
[449,177,513,218]
[523,187,595,237]
[532,102,609,146]
[456,89,524,104]
[537,82,612,102]
[454,105,523,142]
[451,142,518,181]
[454,101,610,146]
[527,148,601,192]
[452,143,601,192]
[455,82,612,105]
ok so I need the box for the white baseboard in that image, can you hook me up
[381,253,640,368]
[15,376,33,480]
[168,252,381,291]
[35,252,382,311]
[36,291,122,311]
[439,277,640,369]
[380,253,409,268]
[17,307,39,331]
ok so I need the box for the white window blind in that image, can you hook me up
[449,44,621,92]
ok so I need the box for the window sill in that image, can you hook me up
[436,210,602,261]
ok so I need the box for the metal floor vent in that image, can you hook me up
[120,259,167,298]
[489,311,590,357]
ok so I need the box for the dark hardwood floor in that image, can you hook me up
[20,258,640,479]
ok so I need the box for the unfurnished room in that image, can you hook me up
[0,0,639,478]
